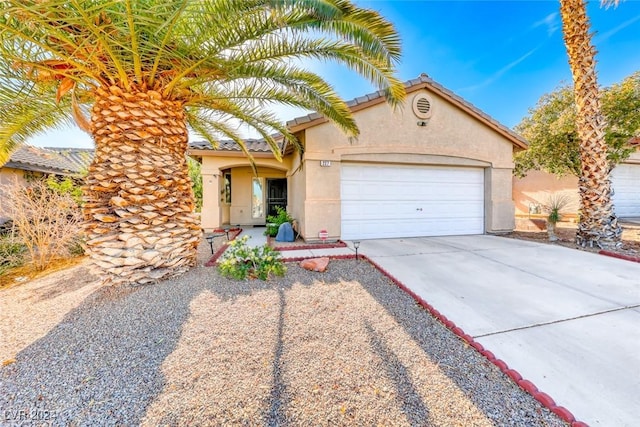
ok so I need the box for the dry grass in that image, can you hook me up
[0,255,87,290]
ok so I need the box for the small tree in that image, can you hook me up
[3,178,82,271]
[514,71,640,178]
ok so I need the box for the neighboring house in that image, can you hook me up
[0,145,93,221]
[188,74,528,242]
[513,138,640,220]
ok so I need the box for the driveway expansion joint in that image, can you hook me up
[370,250,460,258]
[473,304,640,339]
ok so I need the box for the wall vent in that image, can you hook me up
[412,94,433,119]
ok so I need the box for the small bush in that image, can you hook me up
[544,192,572,224]
[2,178,83,271]
[265,206,293,237]
[218,235,286,280]
[46,176,83,205]
[0,234,27,275]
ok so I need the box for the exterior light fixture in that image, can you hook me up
[353,241,361,260]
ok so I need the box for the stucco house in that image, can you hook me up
[513,139,640,220]
[0,145,93,222]
[188,74,528,242]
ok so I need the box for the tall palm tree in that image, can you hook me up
[559,0,622,248]
[0,0,404,285]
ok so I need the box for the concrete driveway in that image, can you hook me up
[360,235,640,427]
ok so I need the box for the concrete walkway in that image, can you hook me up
[357,235,640,426]
[239,227,356,257]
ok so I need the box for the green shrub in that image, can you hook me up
[0,235,27,274]
[218,235,286,280]
[544,192,572,224]
[46,175,83,205]
[68,235,86,256]
[265,206,293,237]
[188,157,203,212]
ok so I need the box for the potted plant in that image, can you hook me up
[264,206,294,238]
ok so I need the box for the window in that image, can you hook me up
[224,173,231,204]
[252,177,264,218]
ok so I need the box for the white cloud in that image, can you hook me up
[532,12,560,37]
[458,46,540,93]
[595,14,640,44]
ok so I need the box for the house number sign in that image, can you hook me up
[320,160,332,167]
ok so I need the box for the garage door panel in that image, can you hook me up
[342,200,483,220]
[341,164,485,240]
[612,164,640,217]
[346,218,484,239]
[342,181,483,202]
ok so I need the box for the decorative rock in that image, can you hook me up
[300,257,330,272]
[275,222,294,242]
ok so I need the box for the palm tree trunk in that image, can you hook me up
[559,0,622,248]
[83,85,201,285]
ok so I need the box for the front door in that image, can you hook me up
[267,178,287,217]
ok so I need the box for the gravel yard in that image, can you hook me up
[1,239,565,426]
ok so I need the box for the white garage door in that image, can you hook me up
[612,164,640,217]
[341,164,485,240]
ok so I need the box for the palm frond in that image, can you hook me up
[1,0,403,162]
[0,82,77,164]
[186,109,259,175]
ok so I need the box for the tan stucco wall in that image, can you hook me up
[0,168,26,219]
[288,146,306,235]
[512,170,578,218]
[198,154,291,231]
[298,88,517,240]
[513,151,640,218]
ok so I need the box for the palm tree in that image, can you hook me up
[559,0,622,248]
[0,0,404,285]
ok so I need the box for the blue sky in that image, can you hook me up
[31,0,640,149]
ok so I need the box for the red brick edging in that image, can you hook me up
[281,253,587,427]
[204,229,242,267]
[272,240,347,251]
[599,250,640,263]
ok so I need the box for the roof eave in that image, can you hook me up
[3,161,78,176]
[187,149,284,159]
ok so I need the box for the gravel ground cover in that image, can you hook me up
[0,260,101,363]
[505,220,640,258]
[1,239,566,426]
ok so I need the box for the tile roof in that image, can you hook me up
[46,147,94,171]
[3,145,93,175]
[188,137,284,153]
